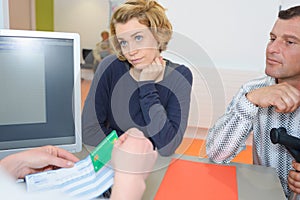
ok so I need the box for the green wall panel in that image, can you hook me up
[35,0,53,31]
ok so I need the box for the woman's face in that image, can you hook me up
[115,18,160,69]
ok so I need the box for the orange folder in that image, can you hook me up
[155,158,238,200]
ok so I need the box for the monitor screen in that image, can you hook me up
[0,29,82,159]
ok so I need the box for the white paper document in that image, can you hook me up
[25,156,114,200]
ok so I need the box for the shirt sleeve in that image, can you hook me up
[138,66,193,156]
[206,84,259,163]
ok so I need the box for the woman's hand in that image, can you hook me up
[139,57,164,82]
[110,128,158,200]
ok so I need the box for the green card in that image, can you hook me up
[90,130,118,172]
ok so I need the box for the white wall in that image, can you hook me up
[0,0,3,28]
[0,0,9,29]
[158,0,281,128]
[54,0,110,62]
[159,0,280,72]
[281,0,300,9]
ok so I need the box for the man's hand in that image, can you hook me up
[288,161,300,194]
[246,82,300,113]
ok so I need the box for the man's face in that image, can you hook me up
[265,17,300,83]
[101,32,109,40]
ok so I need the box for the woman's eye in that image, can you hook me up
[135,35,143,41]
[119,41,128,47]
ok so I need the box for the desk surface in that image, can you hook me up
[142,154,286,200]
[76,145,286,200]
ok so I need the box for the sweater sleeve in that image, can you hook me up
[206,85,259,163]
[138,66,193,156]
[82,55,120,146]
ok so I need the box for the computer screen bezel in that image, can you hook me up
[0,29,82,159]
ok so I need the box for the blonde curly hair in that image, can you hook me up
[110,0,173,61]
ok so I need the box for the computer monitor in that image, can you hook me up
[0,29,82,159]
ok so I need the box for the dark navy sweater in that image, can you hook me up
[82,55,193,156]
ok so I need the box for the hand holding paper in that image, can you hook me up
[25,131,118,200]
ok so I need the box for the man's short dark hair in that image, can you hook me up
[279,5,300,19]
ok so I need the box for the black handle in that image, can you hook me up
[270,127,300,150]
[270,127,300,163]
